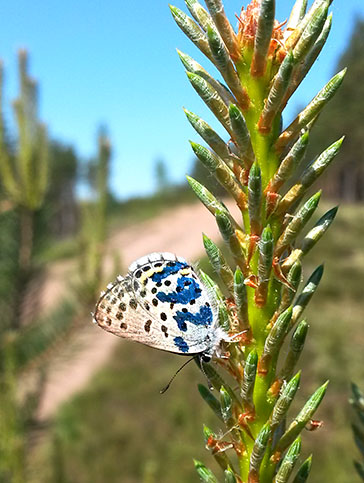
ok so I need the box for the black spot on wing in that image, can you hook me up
[129,299,138,309]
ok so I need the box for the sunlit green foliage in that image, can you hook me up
[169,0,344,480]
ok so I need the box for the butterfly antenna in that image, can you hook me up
[159,357,195,394]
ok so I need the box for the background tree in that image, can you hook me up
[154,158,170,194]
[0,50,48,281]
[77,127,115,305]
[44,141,79,238]
[0,51,76,482]
[0,49,50,331]
[307,18,364,201]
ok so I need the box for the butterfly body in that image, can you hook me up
[93,252,227,360]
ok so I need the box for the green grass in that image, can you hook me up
[34,203,364,483]
[37,347,220,483]
[298,203,364,482]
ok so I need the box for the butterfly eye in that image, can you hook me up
[201,354,212,363]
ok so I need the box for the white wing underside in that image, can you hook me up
[93,252,220,355]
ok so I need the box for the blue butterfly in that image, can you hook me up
[93,252,229,363]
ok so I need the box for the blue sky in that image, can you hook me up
[0,0,363,199]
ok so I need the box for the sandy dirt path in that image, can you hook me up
[37,200,239,420]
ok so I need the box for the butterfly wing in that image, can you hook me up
[93,252,220,356]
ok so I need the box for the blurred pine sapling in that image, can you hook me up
[170,0,345,480]
[77,128,116,305]
[0,51,76,481]
[0,50,48,280]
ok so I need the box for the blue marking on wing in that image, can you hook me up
[151,261,188,283]
[173,305,213,332]
[157,276,202,304]
[173,336,189,353]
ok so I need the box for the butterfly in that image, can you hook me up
[93,252,229,363]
